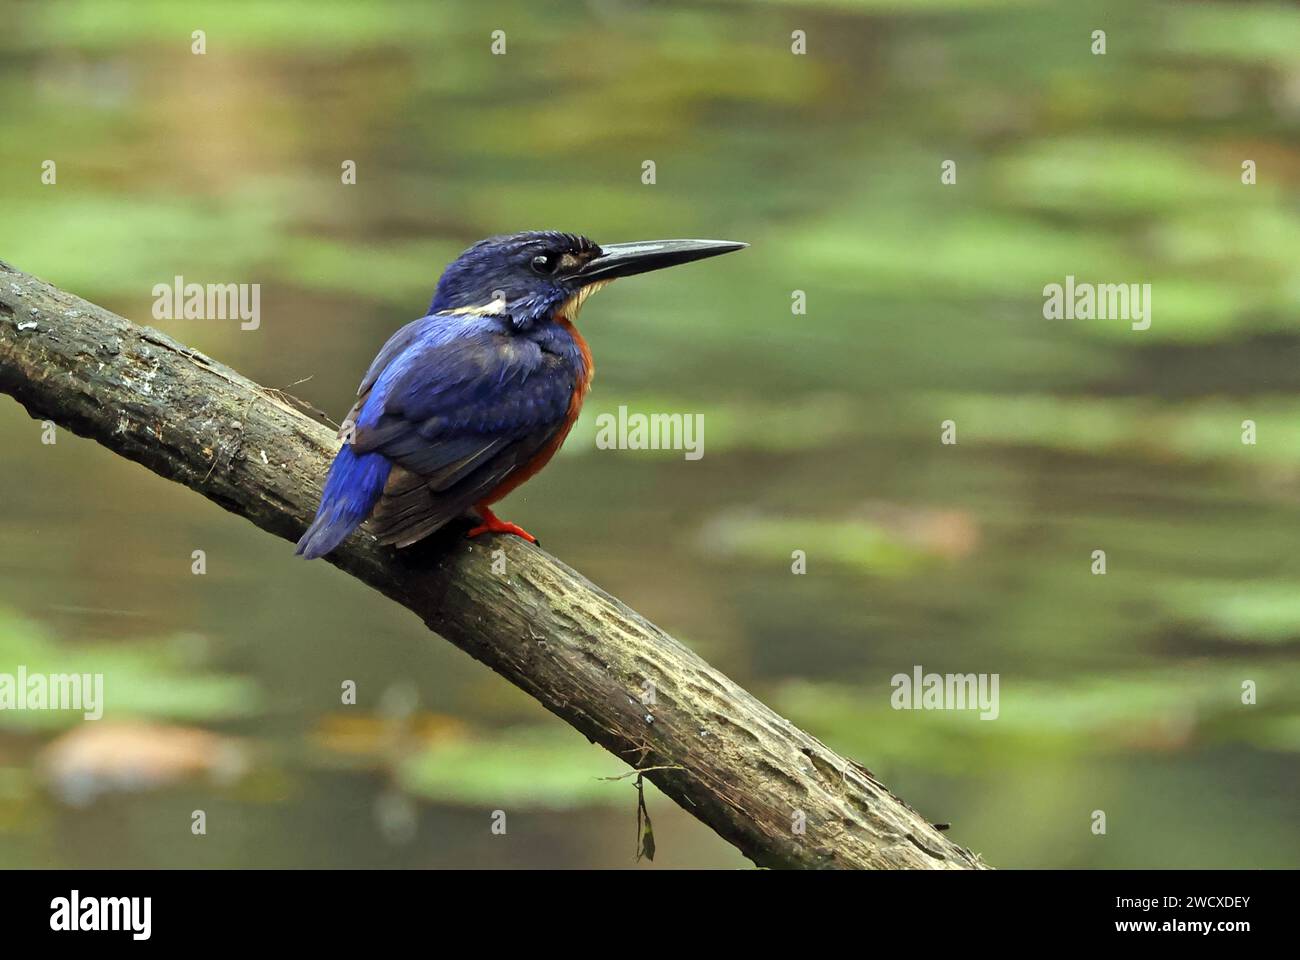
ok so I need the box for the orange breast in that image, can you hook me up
[479,315,593,506]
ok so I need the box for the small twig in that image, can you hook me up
[597,764,685,782]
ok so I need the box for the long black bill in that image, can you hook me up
[577,238,747,283]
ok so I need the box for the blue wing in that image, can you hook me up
[296,313,576,558]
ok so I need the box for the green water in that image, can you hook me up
[1,0,1298,868]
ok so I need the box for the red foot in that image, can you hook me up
[467,505,538,544]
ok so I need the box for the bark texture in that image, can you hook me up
[0,260,988,870]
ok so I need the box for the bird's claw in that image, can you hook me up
[467,518,538,544]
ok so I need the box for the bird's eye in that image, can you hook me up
[531,253,558,275]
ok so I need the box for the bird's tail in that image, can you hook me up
[295,444,392,559]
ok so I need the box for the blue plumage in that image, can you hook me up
[295,444,392,559]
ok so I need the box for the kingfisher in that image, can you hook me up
[295,231,746,559]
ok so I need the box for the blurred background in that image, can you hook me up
[1,0,1299,868]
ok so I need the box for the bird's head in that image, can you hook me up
[430,230,746,329]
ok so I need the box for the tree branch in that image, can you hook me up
[0,260,988,870]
